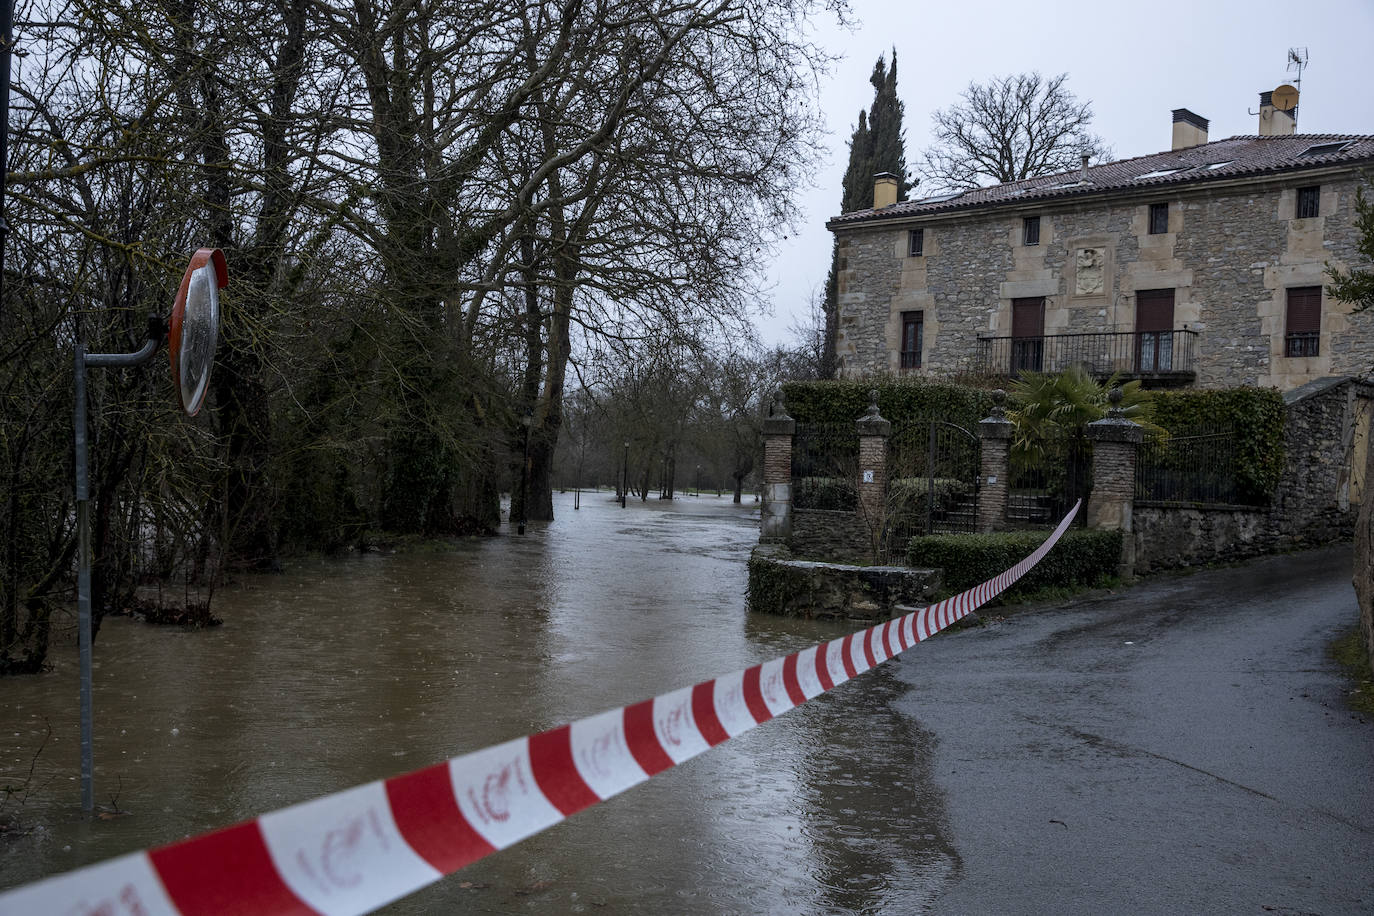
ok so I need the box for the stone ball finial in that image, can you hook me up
[1106,386,1125,418]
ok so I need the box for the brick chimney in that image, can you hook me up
[872,172,898,209]
[1258,92,1295,136]
[1171,108,1209,150]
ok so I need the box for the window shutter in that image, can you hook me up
[1286,287,1321,334]
[1012,298,1044,337]
[1136,289,1175,332]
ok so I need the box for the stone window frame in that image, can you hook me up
[1296,185,1320,219]
[907,227,924,257]
[1148,202,1169,235]
[899,310,924,370]
[1022,215,1040,246]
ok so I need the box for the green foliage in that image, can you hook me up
[840,53,910,211]
[795,477,857,511]
[1329,626,1374,717]
[1326,184,1374,312]
[890,477,967,519]
[1007,366,1158,470]
[908,528,1123,600]
[746,551,793,614]
[781,378,994,431]
[1149,388,1286,504]
[826,51,910,377]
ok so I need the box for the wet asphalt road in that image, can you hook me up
[893,543,1374,915]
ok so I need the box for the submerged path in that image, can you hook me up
[895,543,1374,915]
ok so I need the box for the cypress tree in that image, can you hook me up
[822,52,909,377]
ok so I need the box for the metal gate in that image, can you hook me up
[888,419,980,539]
[791,422,857,511]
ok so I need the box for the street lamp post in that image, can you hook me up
[518,410,532,535]
[621,441,629,508]
[695,463,701,496]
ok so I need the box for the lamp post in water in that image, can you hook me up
[621,441,629,507]
[73,248,226,813]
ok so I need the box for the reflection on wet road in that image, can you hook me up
[0,492,955,913]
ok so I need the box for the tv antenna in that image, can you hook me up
[1286,47,1308,123]
[1287,47,1308,91]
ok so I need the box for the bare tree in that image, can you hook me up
[917,72,1110,192]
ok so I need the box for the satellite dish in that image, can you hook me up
[169,248,227,416]
[1272,83,1299,112]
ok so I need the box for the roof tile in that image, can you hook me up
[829,134,1374,226]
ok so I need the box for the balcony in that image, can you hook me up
[973,329,1198,385]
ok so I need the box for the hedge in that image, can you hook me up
[1149,388,1285,504]
[908,528,1123,600]
[781,379,995,432]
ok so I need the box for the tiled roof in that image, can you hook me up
[828,134,1374,226]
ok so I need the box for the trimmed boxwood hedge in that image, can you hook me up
[909,528,1122,600]
[782,379,995,431]
[1149,388,1285,504]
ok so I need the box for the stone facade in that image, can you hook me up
[833,171,1373,391]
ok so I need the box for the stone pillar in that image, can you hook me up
[760,390,795,542]
[1086,388,1143,578]
[977,390,1014,533]
[855,389,892,547]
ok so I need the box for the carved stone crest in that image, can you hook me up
[1075,247,1105,296]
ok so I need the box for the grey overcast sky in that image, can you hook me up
[752,0,1374,347]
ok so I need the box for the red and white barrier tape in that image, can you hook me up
[0,503,1079,916]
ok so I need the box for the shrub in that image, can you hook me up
[1150,388,1285,504]
[908,528,1122,600]
[781,378,994,431]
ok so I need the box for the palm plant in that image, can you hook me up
[1007,366,1158,469]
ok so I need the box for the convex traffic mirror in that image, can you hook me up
[168,248,227,416]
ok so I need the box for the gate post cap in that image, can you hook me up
[763,389,795,436]
[1088,390,1143,443]
[856,389,891,437]
[978,389,1014,438]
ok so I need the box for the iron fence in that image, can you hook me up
[791,422,857,511]
[1135,425,1239,505]
[975,329,1198,380]
[1007,432,1092,527]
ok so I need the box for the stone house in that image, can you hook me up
[826,101,1374,391]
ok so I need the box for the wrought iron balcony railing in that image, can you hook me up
[974,329,1198,381]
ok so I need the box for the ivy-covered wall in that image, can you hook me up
[1149,387,1286,504]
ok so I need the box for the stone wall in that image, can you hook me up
[1134,377,1372,573]
[1269,378,1367,542]
[747,543,939,621]
[1133,505,1271,574]
[834,175,1373,389]
[789,508,872,564]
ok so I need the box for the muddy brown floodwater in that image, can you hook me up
[0,492,958,914]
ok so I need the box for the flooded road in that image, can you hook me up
[1,492,957,913]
